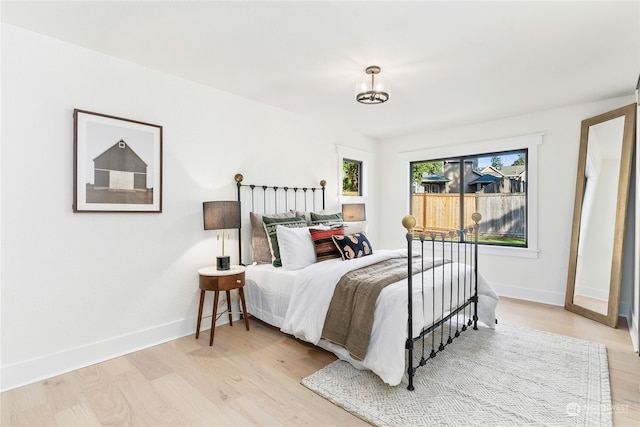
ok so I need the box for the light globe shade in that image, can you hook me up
[355,77,389,93]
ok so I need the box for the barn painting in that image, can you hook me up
[73,109,162,212]
[93,139,148,191]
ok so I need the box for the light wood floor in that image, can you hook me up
[2,297,639,426]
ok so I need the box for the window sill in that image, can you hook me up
[478,245,539,259]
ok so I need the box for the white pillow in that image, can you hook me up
[343,221,368,235]
[276,225,317,270]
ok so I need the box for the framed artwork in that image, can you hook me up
[73,109,163,213]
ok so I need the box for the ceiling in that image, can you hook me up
[2,1,639,140]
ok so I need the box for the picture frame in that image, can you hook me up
[73,109,163,213]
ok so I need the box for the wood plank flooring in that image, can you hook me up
[2,297,639,426]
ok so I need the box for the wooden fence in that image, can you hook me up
[411,194,476,231]
[412,193,525,237]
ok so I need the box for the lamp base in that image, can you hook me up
[216,256,230,271]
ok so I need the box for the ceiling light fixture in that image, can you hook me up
[356,65,389,104]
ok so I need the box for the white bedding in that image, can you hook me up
[244,264,297,327]
[245,248,498,386]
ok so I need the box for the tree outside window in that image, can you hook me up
[342,159,362,196]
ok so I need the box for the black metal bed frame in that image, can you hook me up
[404,213,482,391]
[234,174,482,391]
[234,173,326,265]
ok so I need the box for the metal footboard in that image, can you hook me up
[404,213,482,391]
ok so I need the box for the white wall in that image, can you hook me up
[0,24,378,390]
[377,95,636,307]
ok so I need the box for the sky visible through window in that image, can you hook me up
[476,153,520,169]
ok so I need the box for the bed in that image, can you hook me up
[234,174,498,390]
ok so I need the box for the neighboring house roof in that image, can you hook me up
[93,140,147,173]
[421,174,451,183]
[480,165,504,177]
[470,169,483,177]
[479,164,526,178]
[469,174,501,185]
[500,165,526,177]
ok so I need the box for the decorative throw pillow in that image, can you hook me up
[309,226,345,262]
[262,216,307,267]
[295,210,333,226]
[332,233,373,260]
[250,211,294,264]
[276,225,317,270]
[310,211,343,226]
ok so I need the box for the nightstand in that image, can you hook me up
[196,265,250,346]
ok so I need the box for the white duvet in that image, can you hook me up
[281,248,499,386]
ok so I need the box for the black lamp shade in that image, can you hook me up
[203,201,241,230]
[342,203,366,222]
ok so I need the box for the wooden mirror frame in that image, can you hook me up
[565,103,637,327]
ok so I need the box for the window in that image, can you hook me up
[410,149,528,247]
[342,158,362,196]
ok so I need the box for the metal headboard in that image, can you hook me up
[234,173,326,265]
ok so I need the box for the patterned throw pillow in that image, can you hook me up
[309,226,345,262]
[310,212,343,226]
[250,212,294,264]
[332,233,373,260]
[262,216,307,267]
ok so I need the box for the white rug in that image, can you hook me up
[302,322,611,427]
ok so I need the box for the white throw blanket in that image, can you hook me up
[281,248,499,386]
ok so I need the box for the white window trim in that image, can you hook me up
[336,145,373,204]
[400,133,543,259]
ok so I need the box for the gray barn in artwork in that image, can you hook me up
[93,140,148,190]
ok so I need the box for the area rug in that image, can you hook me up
[302,322,611,427]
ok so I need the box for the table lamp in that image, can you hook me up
[203,200,241,270]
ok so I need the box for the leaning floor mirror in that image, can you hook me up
[565,103,637,328]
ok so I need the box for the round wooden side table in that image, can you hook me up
[196,265,250,346]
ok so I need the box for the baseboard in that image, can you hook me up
[0,313,235,392]
[491,282,565,307]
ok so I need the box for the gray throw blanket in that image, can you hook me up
[321,257,449,361]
